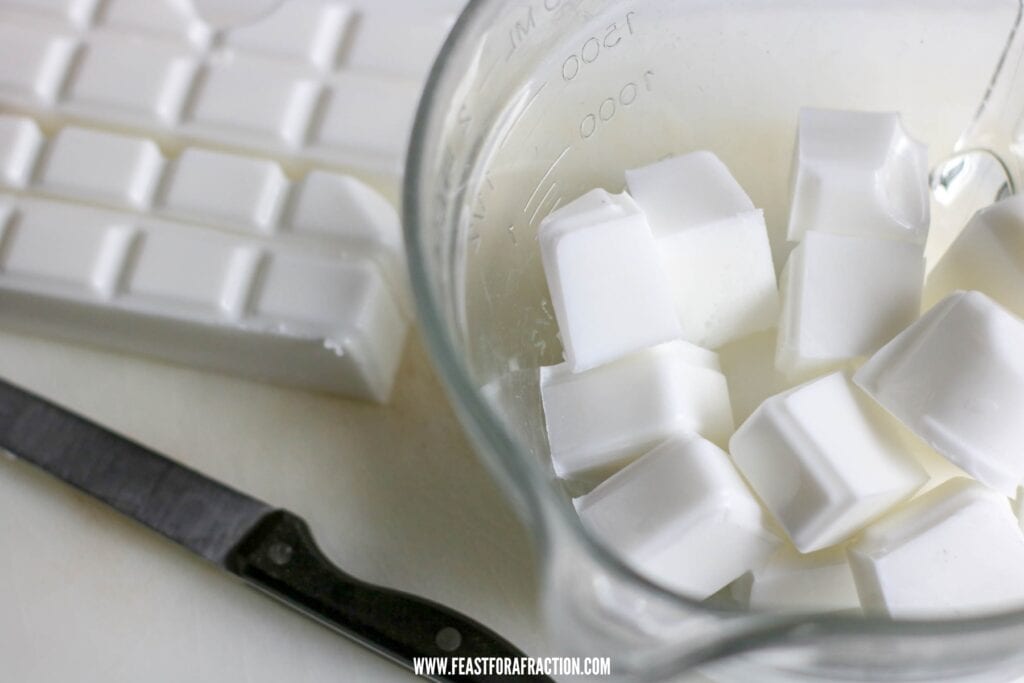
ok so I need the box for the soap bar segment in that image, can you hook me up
[539,189,681,372]
[575,435,779,599]
[776,231,924,378]
[159,148,289,233]
[625,152,779,349]
[746,546,860,613]
[788,108,929,244]
[926,194,1024,318]
[36,126,164,209]
[849,478,1024,617]
[729,371,926,552]
[855,290,1024,495]
[540,340,734,485]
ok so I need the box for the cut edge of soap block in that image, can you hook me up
[776,231,924,379]
[848,477,1024,618]
[575,434,779,600]
[538,188,682,372]
[626,151,780,349]
[540,340,734,487]
[787,108,930,245]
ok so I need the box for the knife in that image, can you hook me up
[0,378,552,682]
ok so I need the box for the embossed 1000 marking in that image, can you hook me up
[579,70,654,140]
[561,12,637,82]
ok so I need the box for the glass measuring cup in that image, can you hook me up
[404,1,1024,679]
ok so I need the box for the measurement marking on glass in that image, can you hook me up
[529,183,559,226]
[522,145,572,214]
[497,82,548,150]
[546,195,564,216]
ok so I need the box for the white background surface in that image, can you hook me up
[0,328,546,682]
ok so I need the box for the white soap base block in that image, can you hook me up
[747,545,861,614]
[540,340,734,486]
[0,193,408,402]
[539,189,681,372]
[729,371,927,553]
[625,151,779,349]
[926,193,1024,318]
[776,231,924,378]
[788,108,929,244]
[575,435,779,599]
[657,210,779,349]
[849,478,1024,618]
[855,291,1024,496]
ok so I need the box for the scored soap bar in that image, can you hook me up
[625,151,779,349]
[729,371,926,552]
[855,290,1024,495]
[539,188,681,373]
[0,191,408,402]
[575,434,778,599]
[849,478,1024,618]
[0,0,457,180]
[540,340,734,486]
[787,108,929,244]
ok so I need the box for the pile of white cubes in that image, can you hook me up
[538,108,1024,618]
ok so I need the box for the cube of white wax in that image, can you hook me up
[539,188,681,372]
[849,478,1024,617]
[729,371,927,553]
[926,194,1024,318]
[855,291,1024,496]
[746,546,861,613]
[788,108,929,244]
[776,231,924,378]
[625,152,779,349]
[575,435,779,599]
[541,340,734,485]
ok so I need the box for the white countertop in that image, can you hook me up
[0,327,545,682]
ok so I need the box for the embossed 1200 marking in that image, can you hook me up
[561,12,637,82]
[579,70,654,140]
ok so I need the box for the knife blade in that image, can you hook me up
[0,377,552,683]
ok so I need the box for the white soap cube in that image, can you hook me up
[625,151,754,237]
[729,371,927,552]
[926,194,1024,318]
[541,340,734,485]
[575,435,779,599]
[626,152,779,349]
[776,231,924,378]
[788,108,929,244]
[746,546,860,613]
[855,291,1024,496]
[849,478,1024,617]
[539,189,681,372]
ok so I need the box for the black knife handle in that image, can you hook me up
[227,510,551,682]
